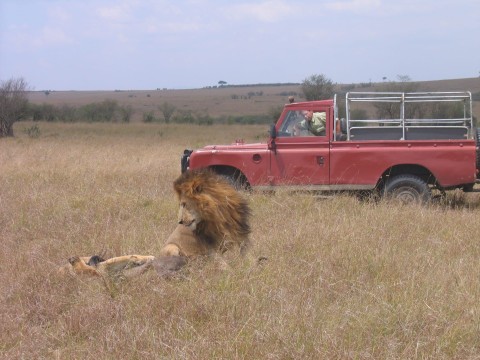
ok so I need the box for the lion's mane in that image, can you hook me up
[171,169,251,255]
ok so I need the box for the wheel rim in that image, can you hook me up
[393,186,421,203]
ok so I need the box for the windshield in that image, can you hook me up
[278,110,303,136]
[278,110,327,137]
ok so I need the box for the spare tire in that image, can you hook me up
[476,128,480,177]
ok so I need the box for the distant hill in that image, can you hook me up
[28,78,480,122]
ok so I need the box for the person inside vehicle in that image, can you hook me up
[294,110,326,136]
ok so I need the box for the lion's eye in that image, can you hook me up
[181,202,186,208]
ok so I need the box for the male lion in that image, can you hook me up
[58,169,251,279]
[160,169,251,258]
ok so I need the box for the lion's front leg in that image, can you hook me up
[97,255,155,276]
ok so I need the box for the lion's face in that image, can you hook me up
[172,169,251,255]
[178,197,202,230]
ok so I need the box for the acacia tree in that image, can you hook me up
[301,74,334,101]
[0,77,29,137]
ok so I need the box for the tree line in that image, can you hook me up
[0,75,477,137]
[30,100,133,123]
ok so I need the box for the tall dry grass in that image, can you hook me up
[1,122,480,359]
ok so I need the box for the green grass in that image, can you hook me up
[1,122,480,358]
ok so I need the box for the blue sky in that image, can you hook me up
[0,0,479,90]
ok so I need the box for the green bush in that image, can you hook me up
[27,101,273,126]
[79,100,118,122]
[142,111,156,123]
[196,115,213,125]
[30,103,56,121]
[57,104,77,122]
[28,100,132,123]
[119,105,133,123]
[172,110,195,124]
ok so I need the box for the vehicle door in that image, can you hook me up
[269,107,330,185]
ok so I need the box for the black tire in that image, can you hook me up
[219,171,248,191]
[383,174,431,204]
[463,183,475,192]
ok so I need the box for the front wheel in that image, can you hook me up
[383,174,431,204]
[218,170,249,191]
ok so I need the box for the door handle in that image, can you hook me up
[317,156,324,165]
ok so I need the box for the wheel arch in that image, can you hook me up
[377,164,438,189]
[208,165,250,188]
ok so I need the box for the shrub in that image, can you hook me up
[78,99,119,122]
[119,105,133,123]
[172,110,195,124]
[57,104,77,122]
[28,101,132,123]
[196,115,213,125]
[30,103,56,121]
[142,111,156,123]
[159,102,176,123]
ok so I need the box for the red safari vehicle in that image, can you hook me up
[181,91,477,203]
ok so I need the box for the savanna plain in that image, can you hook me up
[2,84,480,358]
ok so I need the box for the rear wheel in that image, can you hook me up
[383,174,431,204]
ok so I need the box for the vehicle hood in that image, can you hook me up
[197,142,267,152]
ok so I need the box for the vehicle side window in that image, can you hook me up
[278,110,327,137]
[294,110,326,136]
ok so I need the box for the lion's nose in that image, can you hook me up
[178,220,183,224]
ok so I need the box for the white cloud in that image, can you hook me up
[37,27,72,46]
[326,0,381,12]
[6,25,73,50]
[96,4,132,21]
[48,7,71,23]
[227,0,294,23]
[160,21,201,33]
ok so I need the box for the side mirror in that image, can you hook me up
[269,123,277,139]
